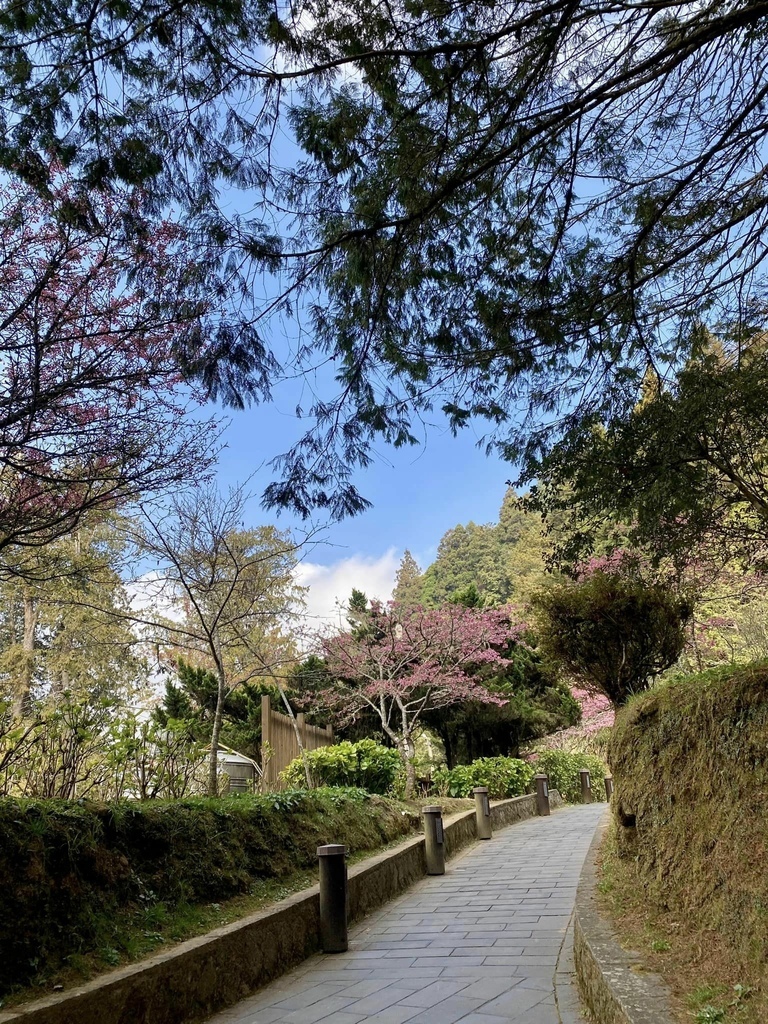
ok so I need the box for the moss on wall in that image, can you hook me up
[609,661,768,977]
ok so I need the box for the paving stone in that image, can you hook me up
[201,805,604,1024]
[451,1014,509,1024]
[395,979,473,1006]
[361,1008,422,1024]
[402,996,486,1024]
[479,985,551,1017]
[278,996,358,1024]
[343,987,416,1013]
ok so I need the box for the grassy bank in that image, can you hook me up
[606,662,768,1023]
[0,787,425,1000]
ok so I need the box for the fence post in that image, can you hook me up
[473,787,492,839]
[604,776,614,801]
[317,844,348,952]
[422,806,446,875]
[579,769,593,804]
[534,774,551,816]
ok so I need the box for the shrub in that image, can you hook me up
[531,749,608,802]
[279,739,401,794]
[533,563,693,705]
[433,756,535,799]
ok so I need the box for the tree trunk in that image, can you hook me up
[439,725,455,770]
[208,663,227,797]
[401,735,416,799]
[13,593,37,718]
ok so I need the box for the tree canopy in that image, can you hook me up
[130,484,304,794]
[527,335,768,571]
[532,556,694,706]
[0,174,243,560]
[3,1,768,516]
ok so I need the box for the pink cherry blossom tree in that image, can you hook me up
[0,171,241,567]
[317,601,521,798]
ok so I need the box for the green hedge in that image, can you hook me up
[433,756,535,799]
[531,749,608,802]
[0,788,416,995]
[280,739,401,794]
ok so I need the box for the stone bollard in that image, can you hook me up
[604,776,614,801]
[473,786,492,839]
[317,844,348,952]
[534,773,551,816]
[422,805,446,875]
[579,769,593,804]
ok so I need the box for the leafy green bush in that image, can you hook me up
[279,739,401,794]
[533,566,693,706]
[0,788,416,994]
[433,756,535,799]
[531,749,608,802]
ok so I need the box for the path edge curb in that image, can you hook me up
[0,791,564,1024]
[573,811,676,1024]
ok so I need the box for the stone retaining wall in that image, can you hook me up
[573,814,675,1024]
[0,792,559,1024]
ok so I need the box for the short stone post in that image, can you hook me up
[579,769,593,804]
[473,786,492,839]
[317,844,348,952]
[534,773,551,816]
[422,805,446,875]
[604,776,614,801]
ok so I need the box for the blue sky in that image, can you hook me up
[204,99,517,619]
[212,396,512,620]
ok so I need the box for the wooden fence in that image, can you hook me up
[260,694,334,789]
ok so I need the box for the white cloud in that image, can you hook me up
[125,570,184,622]
[295,548,400,628]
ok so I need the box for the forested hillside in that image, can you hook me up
[394,490,549,608]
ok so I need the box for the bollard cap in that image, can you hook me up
[472,786,488,794]
[604,775,613,781]
[317,844,348,857]
[422,805,443,815]
[579,768,591,775]
[534,773,549,781]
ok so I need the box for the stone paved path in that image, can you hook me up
[207,803,606,1024]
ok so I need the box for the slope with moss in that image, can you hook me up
[609,662,768,1019]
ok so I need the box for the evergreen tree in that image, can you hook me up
[3,1,767,520]
[154,661,271,759]
[533,558,694,706]
[528,336,768,571]
[392,550,423,609]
